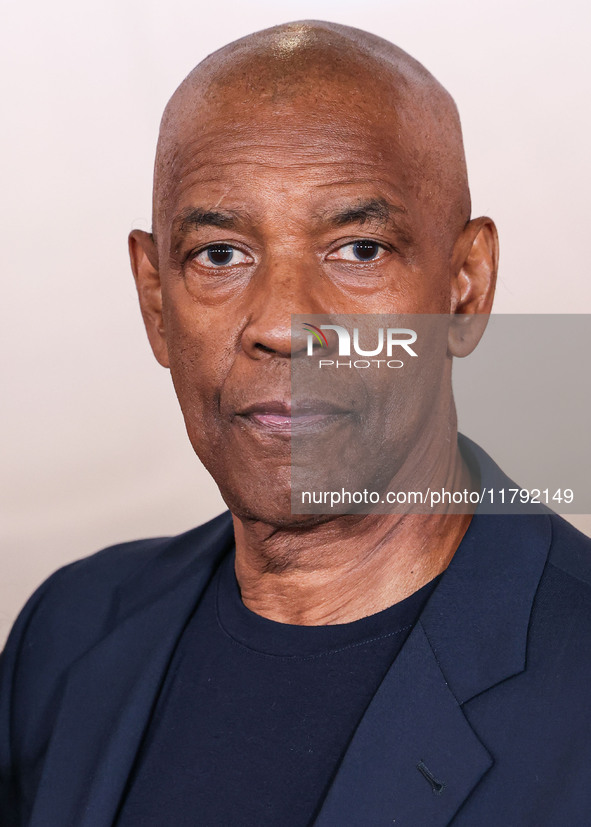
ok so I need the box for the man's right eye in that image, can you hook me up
[193,244,251,268]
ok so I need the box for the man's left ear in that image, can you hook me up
[448,216,499,358]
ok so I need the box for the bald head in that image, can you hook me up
[153,21,470,245]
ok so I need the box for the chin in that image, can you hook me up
[221,486,333,530]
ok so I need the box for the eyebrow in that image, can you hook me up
[325,198,408,229]
[176,207,248,236]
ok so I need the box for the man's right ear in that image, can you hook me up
[128,230,169,368]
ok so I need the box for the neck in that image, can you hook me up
[231,438,473,625]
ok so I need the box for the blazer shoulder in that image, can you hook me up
[520,515,591,706]
[546,513,591,590]
[1,510,233,679]
[533,514,591,652]
[33,510,232,608]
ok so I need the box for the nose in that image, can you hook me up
[240,256,327,359]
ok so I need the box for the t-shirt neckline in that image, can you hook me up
[215,547,442,658]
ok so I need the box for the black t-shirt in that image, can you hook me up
[116,548,441,827]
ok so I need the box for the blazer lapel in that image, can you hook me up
[28,516,234,827]
[314,449,552,827]
[313,620,493,827]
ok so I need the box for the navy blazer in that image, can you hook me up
[2,440,591,826]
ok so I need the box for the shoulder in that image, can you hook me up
[546,512,591,588]
[23,510,232,620]
[0,510,234,680]
[43,509,233,595]
[534,512,591,624]
[530,513,591,660]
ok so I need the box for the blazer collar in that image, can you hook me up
[430,435,552,704]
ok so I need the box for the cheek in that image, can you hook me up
[163,293,231,445]
[417,240,455,312]
[401,260,451,313]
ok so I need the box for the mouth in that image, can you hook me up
[234,399,352,435]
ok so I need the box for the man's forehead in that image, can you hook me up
[166,114,412,189]
[157,92,420,236]
[163,141,416,243]
[164,58,413,182]
[152,21,471,242]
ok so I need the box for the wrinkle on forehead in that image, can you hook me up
[165,125,412,199]
[152,21,471,249]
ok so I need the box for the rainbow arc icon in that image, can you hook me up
[302,323,328,348]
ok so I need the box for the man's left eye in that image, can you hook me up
[327,240,387,262]
[194,244,250,267]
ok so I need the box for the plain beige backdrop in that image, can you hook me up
[1,0,590,645]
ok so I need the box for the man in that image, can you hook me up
[1,20,591,827]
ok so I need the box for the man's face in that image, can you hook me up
[143,83,461,524]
